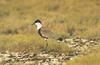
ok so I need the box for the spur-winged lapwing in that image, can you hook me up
[32,19,65,51]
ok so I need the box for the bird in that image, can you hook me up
[32,19,65,52]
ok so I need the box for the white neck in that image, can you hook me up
[35,22,42,30]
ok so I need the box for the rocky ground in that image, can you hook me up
[0,38,100,65]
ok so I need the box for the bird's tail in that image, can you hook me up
[56,36,66,43]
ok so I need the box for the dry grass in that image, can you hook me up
[66,49,100,65]
[0,0,100,65]
[0,0,100,37]
[0,34,70,54]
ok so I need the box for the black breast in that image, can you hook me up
[38,29,48,39]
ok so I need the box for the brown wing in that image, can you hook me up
[40,27,60,39]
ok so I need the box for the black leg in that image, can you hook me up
[44,39,48,52]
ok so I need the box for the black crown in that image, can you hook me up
[32,19,42,25]
[34,19,42,24]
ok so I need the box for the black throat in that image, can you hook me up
[38,28,48,39]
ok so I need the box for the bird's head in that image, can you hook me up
[32,19,43,30]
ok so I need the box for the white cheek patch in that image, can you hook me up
[35,22,42,30]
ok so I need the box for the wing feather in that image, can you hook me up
[40,27,60,39]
